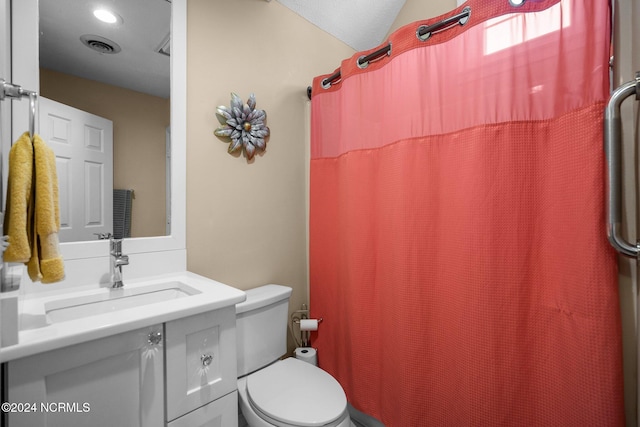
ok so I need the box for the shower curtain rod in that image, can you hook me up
[306,6,471,100]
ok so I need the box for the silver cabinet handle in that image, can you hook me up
[201,353,214,367]
[148,331,162,346]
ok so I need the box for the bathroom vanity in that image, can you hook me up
[1,272,245,427]
[0,0,243,425]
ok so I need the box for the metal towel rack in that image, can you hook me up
[0,78,37,139]
[605,72,640,258]
[0,78,37,293]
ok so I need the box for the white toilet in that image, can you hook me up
[236,284,355,427]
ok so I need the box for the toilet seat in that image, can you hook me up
[246,357,348,427]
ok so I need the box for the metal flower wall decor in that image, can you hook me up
[214,93,270,160]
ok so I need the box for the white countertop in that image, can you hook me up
[0,271,246,362]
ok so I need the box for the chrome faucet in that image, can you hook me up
[110,238,129,288]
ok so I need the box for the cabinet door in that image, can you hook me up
[167,391,238,427]
[165,306,237,421]
[8,324,164,427]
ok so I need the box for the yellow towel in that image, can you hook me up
[3,132,34,263]
[4,132,64,283]
[31,134,64,283]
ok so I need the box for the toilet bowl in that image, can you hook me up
[236,285,355,427]
[238,358,353,427]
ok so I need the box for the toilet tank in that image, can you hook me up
[236,284,293,377]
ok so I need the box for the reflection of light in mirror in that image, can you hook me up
[93,9,120,24]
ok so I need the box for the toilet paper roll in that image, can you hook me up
[300,319,319,331]
[295,347,318,366]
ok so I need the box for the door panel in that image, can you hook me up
[39,97,113,241]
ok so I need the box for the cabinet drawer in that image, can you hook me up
[167,391,237,427]
[165,306,237,421]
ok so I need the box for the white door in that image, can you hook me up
[39,97,113,242]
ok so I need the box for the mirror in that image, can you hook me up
[11,0,185,260]
[38,0,171,242]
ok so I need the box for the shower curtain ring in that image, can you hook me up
[357,56,369,69]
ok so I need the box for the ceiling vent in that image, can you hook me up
[80,35,121,54]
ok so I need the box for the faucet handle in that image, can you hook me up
[94,232,112,240]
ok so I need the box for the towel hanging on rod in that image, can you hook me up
[3,132,65,283]
[1,79,63,283]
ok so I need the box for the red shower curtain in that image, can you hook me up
[309,0,625,425]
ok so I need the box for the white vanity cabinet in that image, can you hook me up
[167,389,238,427]
[6,305,239,427]
[7,324,165,427]
[165,305,238,426]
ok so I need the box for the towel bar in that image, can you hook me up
[0,78,38,139]
[604,72,640,258]
[0,78,39,293]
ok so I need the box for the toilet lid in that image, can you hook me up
[246,357,347,427]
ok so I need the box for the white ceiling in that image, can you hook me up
[39,0,171,99]
[275,0,407,52]
[38,0,407,99]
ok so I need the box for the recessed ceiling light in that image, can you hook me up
[93,9,121,24]
[509,0,525,6]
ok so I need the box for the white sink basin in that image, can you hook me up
[2,271,247,363]
[44,281,200,323]
[18,279,204,331]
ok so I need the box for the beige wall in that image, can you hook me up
[40,68,169,239]
[185,0,354,349]
[387,0,457,36]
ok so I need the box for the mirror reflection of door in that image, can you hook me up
[39,97,113,242]
[39,0,170,243]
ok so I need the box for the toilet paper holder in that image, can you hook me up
[290,304,322,347]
